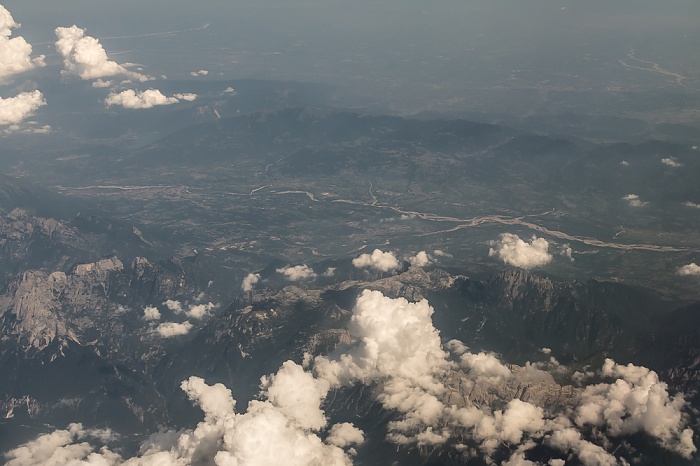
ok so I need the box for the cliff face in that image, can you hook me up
[0,253,199,433]
[0,255,197,354]
[0,208,87,276]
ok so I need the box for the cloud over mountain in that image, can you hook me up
[276,264,317,281]
[352,249,400,272]
[241,273,260,292]
[408,251,431,268]
[488,233,552,269]
[4,291,696,465]
[156,321,193,337]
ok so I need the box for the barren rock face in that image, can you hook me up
[1,270,73,351]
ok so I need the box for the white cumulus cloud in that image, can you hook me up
[488,233,552,269]
[241,273,260,292]
[142,306,160,321]
[191,69,209,76]
[156,321,193,337]
[408,251,431,268]
[326,423,365,449]
[352,249,400,272]
[3,423,118,466]
[163,299,184,314]
[55,25,148,82]
[105,89,180,109]
[0,5,45,82]
[678,263,700,276]
[276,264,317,281]
[0,90,45,126]
[575,359,696,458]
[5,291,697,466]
[186,302,217,319]
[54,26,144,82]
[315,290,450,387]
[432,249,452,258]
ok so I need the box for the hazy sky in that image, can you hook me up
[3,0,700,114]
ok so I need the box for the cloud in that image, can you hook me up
[313,291,697,462]
[163,299,184,314]
[0,5,45,82]
[186,302,217,319]
[560,244,574,262]
[575,359,696,458]
[326,423,364,449]
[661,157,681,168]
[156,321,193,337]
[191,69,209,76]
[7,364,356,465]
[260,360,330,430]
[3,423,118,466]
[91,79,112,88]
[173,92,197,102]
[0,90,46,126]
[161,300,215,320]
[684,201,700,209]
[352,249,400,272]
[55,25,148,82]
[314,290,451,447]
[315,290,450,388]
[488,233,552,269]
[408,251,431,268]
[105,89,181,109]
[323,267,336,277]
[223,86,237,94]
[276,264,317,281]
[432,249,452,258]
[623,194,648,207]
[241,273,260,292]
[459,351,512,383]
[2,122,52,135]
[6,291,697,466]
[142,306,160,321]
[678,263,700,276]
[620,160,629,166]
